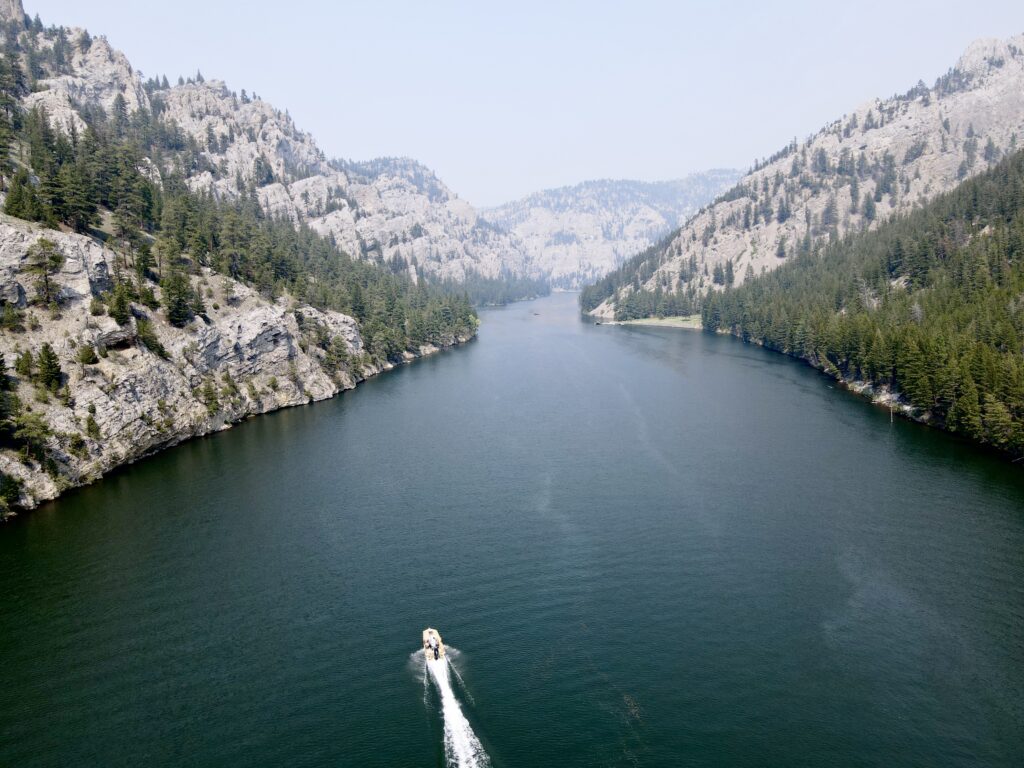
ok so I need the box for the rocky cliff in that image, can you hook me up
[12,6,537,286]
[0,214,466,511]
[0,4,495,514]
[590,33,1024,318]
[156,81,538,283]
[0,0,22,25]
[482,172,740,288]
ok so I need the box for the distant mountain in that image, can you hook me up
[482,172,740,288]
[584,34,1024,319]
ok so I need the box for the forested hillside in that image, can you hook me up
[585,34,1024,319]
[0,2,542,301]
[0,18,476,355]
[702,151,1024,457]
[0,8,477,512]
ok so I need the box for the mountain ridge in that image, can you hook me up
[0,4,480,512]
[482,170,740,288]
[585,32,1024,319]
[4,4,541,292]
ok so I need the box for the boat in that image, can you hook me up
[422,627,445,661]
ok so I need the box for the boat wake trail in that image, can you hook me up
[424,652,490,768]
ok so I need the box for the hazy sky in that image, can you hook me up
[26,1,1024,206]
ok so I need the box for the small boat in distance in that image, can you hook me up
[423,627,445,661]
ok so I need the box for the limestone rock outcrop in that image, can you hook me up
[482,173,740,288]
[593,33,1024,318]
[0,216,463,509]
[16,22,537,286]
[23,30,147,136]
[0,0,23,23]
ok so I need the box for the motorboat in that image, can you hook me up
[422,627,445,661]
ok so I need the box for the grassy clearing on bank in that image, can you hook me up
[617,315,703,329]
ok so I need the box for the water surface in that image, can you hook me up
[2,292,1023,766]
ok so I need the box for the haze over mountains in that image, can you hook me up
[6,0,1024,303]
[8,0,735,293]
[584,33,1024,318]
[482,172,740,289]
[21,37,536,287]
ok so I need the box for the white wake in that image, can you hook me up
[423,651,490,768]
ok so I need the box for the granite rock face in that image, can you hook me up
[14,19,537,286]
[0,0,23,23]
[482,172,741,288]
[593,34,1024,317]
[148,79,538,284]
[0,216,464,510]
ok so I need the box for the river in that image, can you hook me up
[1,292,1022,767]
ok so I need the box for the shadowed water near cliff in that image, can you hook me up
[1,292,1023,766]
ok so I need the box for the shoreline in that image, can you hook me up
[597,310,1021,463]
[2,331,476,519]
[595,315,703,329]
[722,328,1023,464]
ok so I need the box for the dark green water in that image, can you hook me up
[2,292,1023,767]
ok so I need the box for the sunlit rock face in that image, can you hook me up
[593,34,1024,318]
[482,172,741,289]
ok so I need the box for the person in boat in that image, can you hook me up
[428,635,439,659]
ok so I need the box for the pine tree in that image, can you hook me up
[5,168,44,222]
[862,193,876,221]
[14,412,51,461]
[25,238,65,304]
[981,394,1015,449]
[109,283,132,325]
[0,305,22,331]
[161,267,196,327]
[135,243,155,280]
[821,195,838,228]
[776,195,790,223]
[112,94,129,136]
[15,349,33,378]
[36,343,62,391]
[948,374,982,437]
[0,56,25,121]
[56,163,97,232]
[0,112,13,180]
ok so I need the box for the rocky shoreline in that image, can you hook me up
[0,217,475,516]
[599,314,940,432]
[723,330,947,434]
